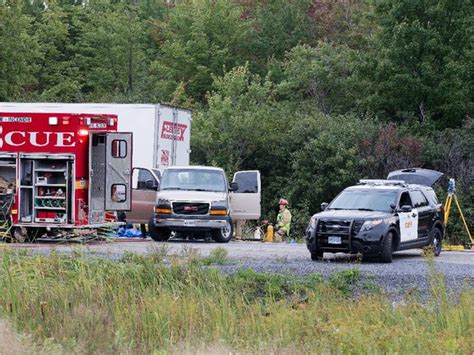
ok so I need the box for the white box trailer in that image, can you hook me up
[0,103,192,171]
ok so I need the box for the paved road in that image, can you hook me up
[4,239,474,301]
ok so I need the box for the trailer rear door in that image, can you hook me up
[105,133,132,211]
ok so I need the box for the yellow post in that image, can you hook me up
[266,224,274,243]
[444,195,452,225]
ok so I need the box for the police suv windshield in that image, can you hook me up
[160,169,227,192]
[328,189,398,213]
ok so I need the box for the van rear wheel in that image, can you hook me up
[211,218,233,243]
[148,218,171,242]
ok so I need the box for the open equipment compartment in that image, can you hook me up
[29,155,74,224]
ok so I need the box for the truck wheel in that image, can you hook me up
[148,218,170,242]
[380,231,393,263]
[12,227,27,243]
[211,218,233,243]
[310,249,324,261]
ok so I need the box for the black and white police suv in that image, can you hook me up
[306,169,445,263]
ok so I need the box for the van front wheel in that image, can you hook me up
[148,218,171,242]
[212,218,233,243]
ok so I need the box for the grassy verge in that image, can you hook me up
[0,249,472,353]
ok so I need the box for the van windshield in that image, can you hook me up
[160,169,227,192]
[329,189,398,213]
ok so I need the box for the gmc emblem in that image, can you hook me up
[184,206,198,212]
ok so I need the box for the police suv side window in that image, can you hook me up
[423,188,439,205]
[410,190,429,208]
[399,192,412,208]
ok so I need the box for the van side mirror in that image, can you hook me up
[400,205,412,213]
[390,203,396,211]
[229,182,239,192]
[145,179,158,190]
[321,202,328,211]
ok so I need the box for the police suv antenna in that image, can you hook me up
[443,178,473,247]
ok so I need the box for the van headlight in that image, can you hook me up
[211,200,227,207]
[156,198,171,207]
[360,219,383,232]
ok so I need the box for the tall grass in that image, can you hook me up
[0,249,472,353]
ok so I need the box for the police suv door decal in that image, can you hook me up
[399,208,419,242]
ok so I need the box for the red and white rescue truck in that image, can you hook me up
[0,112,132,241]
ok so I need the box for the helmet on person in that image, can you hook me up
[278,198,288,206]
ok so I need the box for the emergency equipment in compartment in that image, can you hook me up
[0,112,132,241]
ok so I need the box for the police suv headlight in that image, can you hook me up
[360,219,383,232]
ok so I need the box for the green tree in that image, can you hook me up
[359,0,473,128]
[74,2,150,102]
[34,3,83,101]
[148,0,252,104]
[276,43,358,115]
[0,1,39,100]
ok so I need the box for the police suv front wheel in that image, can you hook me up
[310,249,324,261]
[380,231,394,263]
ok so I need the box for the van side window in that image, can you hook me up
[132,168,157,190]
[234,172,259,193]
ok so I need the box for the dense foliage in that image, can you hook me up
[1,0,472,243]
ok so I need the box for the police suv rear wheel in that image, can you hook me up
[431,228,442,257]
[212,218,233,243]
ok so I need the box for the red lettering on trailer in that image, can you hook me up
[161,121,187,141]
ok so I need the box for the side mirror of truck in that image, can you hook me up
[229,182,239,192]
[321,202,328,211]
[145,179,158,190]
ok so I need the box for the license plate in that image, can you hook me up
[183,220,196,227]
[328,236,342,244]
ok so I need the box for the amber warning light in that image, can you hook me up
[78,129,89,137]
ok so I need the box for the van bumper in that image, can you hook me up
[154,214,229,231]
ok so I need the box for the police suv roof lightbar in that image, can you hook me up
[358,179,407,186]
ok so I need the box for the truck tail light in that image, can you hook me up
[155,207,172,214]
[63,117,70,125]
[210,209,227,215]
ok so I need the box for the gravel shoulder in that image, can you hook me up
[4,239,474,301]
